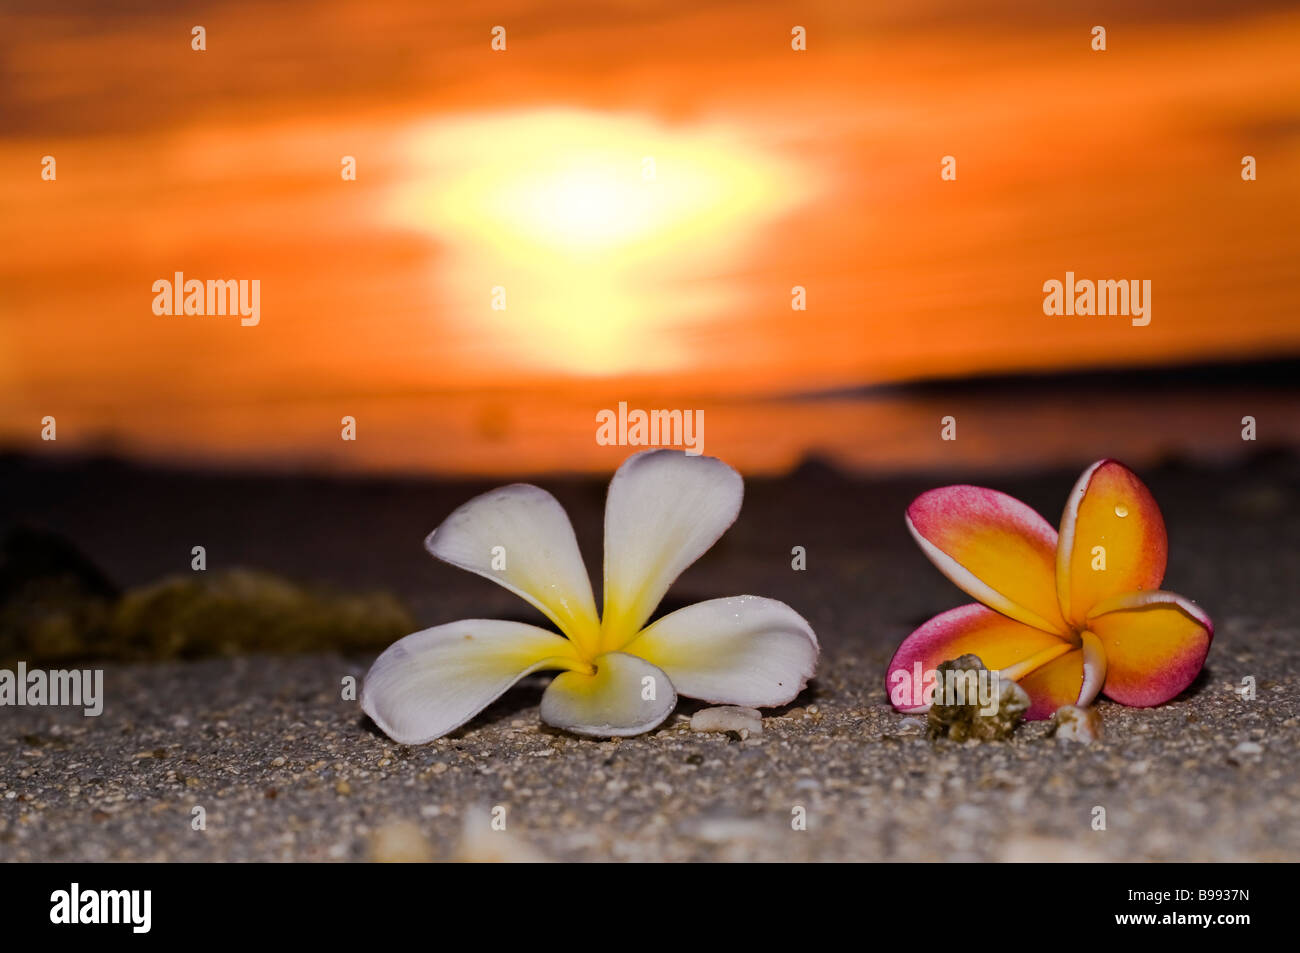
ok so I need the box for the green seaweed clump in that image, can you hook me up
[109,568,415,659]
[0,527,415,664]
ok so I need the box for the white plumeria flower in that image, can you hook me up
[361,450,819,742]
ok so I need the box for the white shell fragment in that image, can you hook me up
[690,705,763,736]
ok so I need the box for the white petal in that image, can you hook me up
[426,484,601,653]
[600,450,743,649]
[539,651,676,737]
[623,596,818,708]
[361,619,586,744]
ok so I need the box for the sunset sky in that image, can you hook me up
[2,1,1298,473]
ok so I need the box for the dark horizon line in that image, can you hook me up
[782,355,1300,402]
[2,441,1296,489]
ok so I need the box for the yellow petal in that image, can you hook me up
[361,619,590,744]
[906,485,1070,635]
[599,450,743,652]
[540,651,676,737]
[426,484,602,656]
[624,595,818,707]
[1087,590,1212,707]
[1056,459,1167,627]
[1017,649,1085,721]
[1011,632,1106,720]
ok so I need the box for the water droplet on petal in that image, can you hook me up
[1114,504,1129,518]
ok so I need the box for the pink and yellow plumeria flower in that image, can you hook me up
[887,459,1213,720]
[362,450,818,742]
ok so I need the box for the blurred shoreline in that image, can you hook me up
[5,357,1298,478]
[2,443,1296,664]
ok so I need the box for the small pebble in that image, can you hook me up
[1050,705,1103,743]
[369,821,433,863]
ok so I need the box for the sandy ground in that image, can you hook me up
[1,453,1298,861]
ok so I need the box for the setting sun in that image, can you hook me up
[384,109,813,373]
